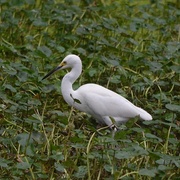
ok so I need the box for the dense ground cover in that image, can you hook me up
[0,0,179,179]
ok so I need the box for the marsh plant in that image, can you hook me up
[0,0,179,179]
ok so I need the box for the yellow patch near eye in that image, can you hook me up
[59,61,66,66]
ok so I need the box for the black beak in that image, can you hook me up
[42,65,62,80]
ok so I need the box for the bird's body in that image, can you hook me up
[43,54,152,128]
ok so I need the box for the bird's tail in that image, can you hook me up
[137,107,152,121]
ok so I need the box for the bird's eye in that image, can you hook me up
[60,61,66,67]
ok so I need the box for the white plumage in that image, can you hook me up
[43,54,152,128]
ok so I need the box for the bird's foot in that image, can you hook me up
[109,124,119,131]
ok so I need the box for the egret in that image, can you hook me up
[42,54,152,130]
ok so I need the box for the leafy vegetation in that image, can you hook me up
[0,0,179,179]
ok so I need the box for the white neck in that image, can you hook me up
[61,63,82,106]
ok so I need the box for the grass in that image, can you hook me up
[0,0,180,179]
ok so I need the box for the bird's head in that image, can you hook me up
[60,54,81,69]
[42,54,81,80]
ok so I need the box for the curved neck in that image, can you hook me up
[61,63,82,105]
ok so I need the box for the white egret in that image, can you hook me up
[42,54,152,129]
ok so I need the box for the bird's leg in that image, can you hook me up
[109,116,119,129]
[102,116,119,137]
[109,123,119,138]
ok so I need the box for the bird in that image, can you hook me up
[42,54,152,130]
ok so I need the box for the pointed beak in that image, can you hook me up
[42,65,62,80]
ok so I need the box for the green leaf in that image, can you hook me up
[51,152,64,161]
[74,166,87,178]
[158,165,171,171]
[56,46,65,53]
[4,67,17,75]
[115,150,133,159]
[0,158,11,168]
[25,145,35,157]
[50,110,64,116]
[109,75,120,84]
[165,104,180,113]
[38,46,52,57]
[16,133,33,146]
[33,19,48,27]
[148,61,163,72]
[145,133,162,142]
[88,68,97,77]
[55,162,65,172]
[16,162,31,170]
[139,168,157,177]
[3,84,17,93]
[31,131,46,144]
[76,47,86,55]
[104,164,113,173]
